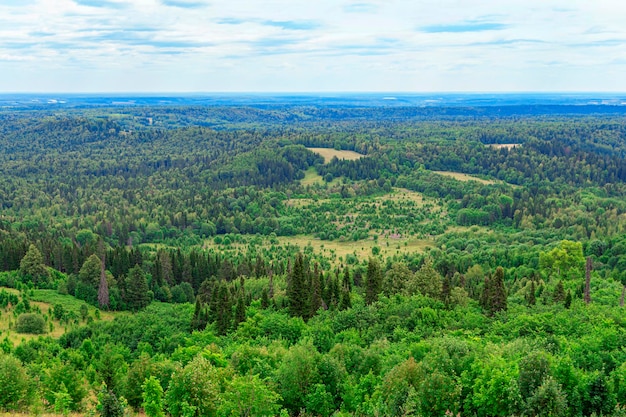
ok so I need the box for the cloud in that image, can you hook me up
[420,21,508,33]
[81,30,211,48]
[161,0,207,9]
[343,3,378,13]
[217,18,321,31]
[73,0,126,9]
[262,20,321,31]
[467,39,547,47]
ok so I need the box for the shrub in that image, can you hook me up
[16,313,46,334]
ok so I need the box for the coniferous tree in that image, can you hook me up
[261,288,269,309]
[125,265,150,311]
[489,266,507,315]
[309,264,323,317]
[365,257,382,305]
[409,257,442,299]
[339,284,351,310]
[564,290,572,309]
[20,244,49,287]
[268,271,274,299]
[584,257,592,304]
[527,280,536,306]
[215,283,231,335]
[287,253,308,318]
[553,280,565,303]
[98,253,110,309]
[342,267,352,292]
[191,298,208,331]
[234,282,246,328]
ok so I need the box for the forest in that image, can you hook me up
[0,104,626,416]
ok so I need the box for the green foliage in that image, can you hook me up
[19,244,50,287]
[0,353,31,411]
[98,387,125,417]
[125,265,151,311]
[166,355,231,417]
[275,341,320,413]
[365,257,382,305]
[53,382,73,417]
[218,374,281,417]
[526,377,567,417]
[408,257,442,299]
[16,313,46,334]
[142,376,165,417]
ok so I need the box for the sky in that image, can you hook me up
[0,0,625,93]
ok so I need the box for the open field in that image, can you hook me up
[433,170,497,185]
[486,143,520,149]
[307,147,365,163]
[0,287,117,345]
[274,234,435,262]
[375,188,426,206]
[301,167,325,186]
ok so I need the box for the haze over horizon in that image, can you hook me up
[1,0,625,93]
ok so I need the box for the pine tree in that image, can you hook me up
[98,253,110,309]
[287,253,309,318]
[268,270,274,299]
[527,280,536,306]
[564,290,572,309]
[584,257,592,304]
[20,244,50,287]
[125,265,150,311]
[553,280,565,303]
[480,275,491,311]
[342,267,352,292]
[261,288,269,309]
[489,267,507,315]
[309,264,323,317]
[190,298,207,331]
[365,257,382,305]
[215,283,231,335]
[339,285,351,310]
[441,274,452,305]
[234,292,246,328]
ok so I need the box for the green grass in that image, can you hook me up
[0,287,118,345]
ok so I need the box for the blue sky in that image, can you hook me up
[0,0,625,92]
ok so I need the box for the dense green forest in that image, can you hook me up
[1,106,626,416]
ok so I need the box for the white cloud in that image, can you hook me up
[0,0,625,91]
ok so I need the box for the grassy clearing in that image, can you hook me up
[275,234,435,262]
[0,287,117,345]
[487,143,520,149]
[375,188,426,206]
[433,171,497,185]
[307,147,364,164]
[301,167,325,186]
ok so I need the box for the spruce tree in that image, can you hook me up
[309,264,323,317]
[191,298,207,331]
[261,288,269,309]
[490,266,507,315]
[125,265,150,311]
[365,257,382,305]
[480,275,491,311]
[584,257,592,304]
[564,290,572,309]
[342,267,352,292]
[553,280,565,303]
[215,283,231,335]
[527,280,536,306]
[234,292,246,328]
[98,253,110,309]
[20,244,49,287]
[339,285,351,310]
[287,253,309,318]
